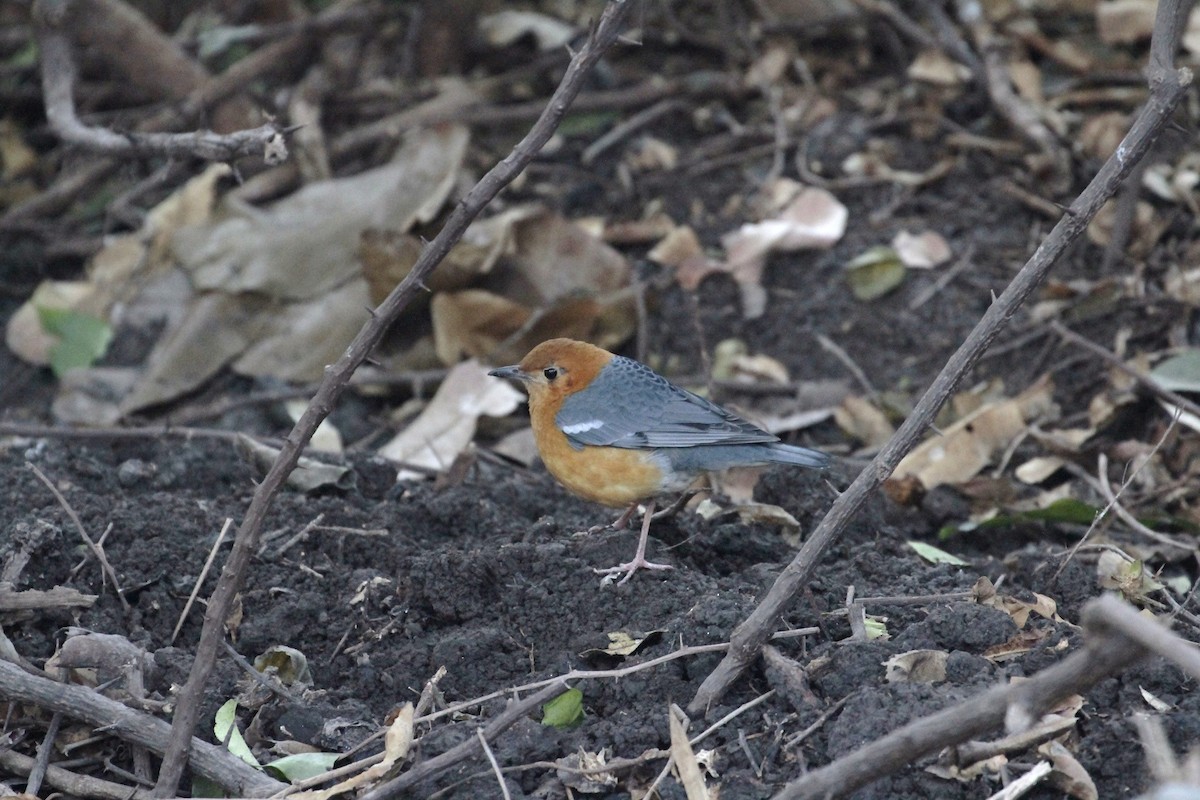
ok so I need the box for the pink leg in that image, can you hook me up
[593,499,674,585]
[586,502,638,535]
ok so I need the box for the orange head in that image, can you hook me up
[487,338,613,414]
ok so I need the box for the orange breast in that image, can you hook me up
[533,423,665,508]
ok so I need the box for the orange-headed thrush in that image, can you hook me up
[489,338,830,584]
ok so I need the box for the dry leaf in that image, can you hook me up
[719,187,848,318]
[908,49,971,87]
[431,290,631,366]
[478,10,575,50]
[237,435,352,493]
[1078,111,1130,161]
[291,704,413,800]
[1014,456,1066,484]
[884,650,948,683]
[378,361,523,480]
[834,395,895,448]
[0,119,37,179]
[894,375,1057,489]
[556,749,618,794]
[1096,0,1157,44]
[175,126,469,301]
[668,704,710,800]
[1087,198,1166,257]
[492,426,538,466]
[892,230,952,269]
[1039,740,1098,800]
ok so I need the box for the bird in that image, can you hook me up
[488,338,831,585]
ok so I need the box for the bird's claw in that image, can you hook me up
[595,559,674,587]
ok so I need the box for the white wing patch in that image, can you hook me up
[561,419,605,435]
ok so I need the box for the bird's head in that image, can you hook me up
[488,338,612,406]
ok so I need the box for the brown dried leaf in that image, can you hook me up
[835,395,895,448]
[884,649,948,683]
[895,375,1057,488]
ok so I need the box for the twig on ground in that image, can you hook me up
[359,681,570,800]
[153,4,639,794]
[172,518,233,643]
[687,0,1193,716]
[954,0,1071,193]
[944,715,1078,768]
[816,334,877,401]
[269,513,325,558]
[0,748,157,800]
[27,463,130,612]
[416,630,819,728]
[1055,413,1186,577]
[581,99,686,164]
[476,728,513,800]
[908,244,976,311]
[644,692,776,799]
[1049,321,1200,421]
[0,585,97,613]
[0,422,285,447]
[0,659,283,796]
[988,761,1053,799]
[783,695,851,749]
[1094,452,1192,551]
[26,710,62,796]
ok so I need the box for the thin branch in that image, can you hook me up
[358,681,571,800]
[0,659,283,797]
[476,728,513,800]
[27,463,130,612]
[152,3,638,795]
[688,3,1194,715]
[33,12,287,163]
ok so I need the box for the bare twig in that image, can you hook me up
[153,4,639,795]
[0,659,282,796]
[0,748,157,800]
[33,10,287,163]
[476,728,513,800]
[172,518,233,643]
[359,681,570,800]
[27,463,130,612]
[26,710,62,796]
[1049,321,1200,421]
[687,2,1194,715]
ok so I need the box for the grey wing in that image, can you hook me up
[556,356,779,450]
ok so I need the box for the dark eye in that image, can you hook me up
[543,367,559,381]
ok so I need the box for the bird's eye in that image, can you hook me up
[543,367,559,381]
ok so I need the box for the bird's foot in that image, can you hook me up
[594,558,673,587]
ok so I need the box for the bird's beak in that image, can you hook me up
[488,365,529,382]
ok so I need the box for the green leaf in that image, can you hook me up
[35,306,112,377]
[541,687,584,729]
[558,111,619,137]
[908,541,968,566]
[266,752,340,782]
[864,616,889,640]
[1150,349,1200,393]
[845,246,906,301]
[214,699,261,769]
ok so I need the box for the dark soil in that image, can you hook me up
[3,4,1199,799]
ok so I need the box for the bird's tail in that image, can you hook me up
[767,442,832,469]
